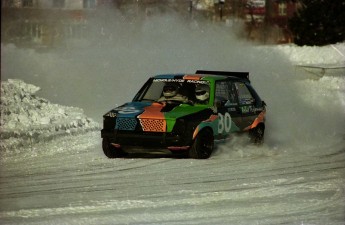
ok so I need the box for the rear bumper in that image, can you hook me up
[101,129,191,150]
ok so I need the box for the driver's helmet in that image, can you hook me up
[163,83,178,98]
[195,84,210,102]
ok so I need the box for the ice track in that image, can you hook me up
[1,132,344,225]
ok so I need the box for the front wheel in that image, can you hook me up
[102,139,126,158]
[189,129,214,159]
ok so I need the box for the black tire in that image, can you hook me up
[102,139,126,158]
[249,125,265,145]
[189,128,214,159]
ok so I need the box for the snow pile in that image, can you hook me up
[0,79,100,151]
[275,42,345,65]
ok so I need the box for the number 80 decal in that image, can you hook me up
[218,112,232,133]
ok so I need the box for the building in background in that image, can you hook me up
[269,0,300,43]
[1,0,300,47]
[242,0,299,43]
[1,0,103,47]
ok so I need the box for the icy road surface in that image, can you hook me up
[1,131,344,225]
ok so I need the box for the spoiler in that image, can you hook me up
[195,70,249,81]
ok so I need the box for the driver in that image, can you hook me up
[195,84,210,104]
[158,83,188,103]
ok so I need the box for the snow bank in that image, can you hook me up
[0,79,100,151]
[275,42,345,65]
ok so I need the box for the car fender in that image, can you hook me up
[192,114,218,139]
[244,110,266,131]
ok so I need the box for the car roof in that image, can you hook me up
[153,70,250,82]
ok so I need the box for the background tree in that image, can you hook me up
[288,0,345,46]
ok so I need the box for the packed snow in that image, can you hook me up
[1,15,345,225]
[0,79,99,154]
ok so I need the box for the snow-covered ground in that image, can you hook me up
[1,16,345,224]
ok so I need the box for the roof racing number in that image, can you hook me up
[218,112,232,133]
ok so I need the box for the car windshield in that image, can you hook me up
[138,78,210,104]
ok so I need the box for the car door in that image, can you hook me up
[214,80,242,136]
[234,81,257,129]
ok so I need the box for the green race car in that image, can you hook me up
[101,70,266,159]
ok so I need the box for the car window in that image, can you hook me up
[228,82,238,105]
[215,81,237,105]
[215,81,229,102]
[235,82,254,105]
[142,81,165,100]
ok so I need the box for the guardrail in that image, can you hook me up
[295,64,345,79]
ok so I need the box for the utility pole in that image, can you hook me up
[264,0,272,43]
[219,0,225,20]
[214,0,225,20]
[189,0,193,19]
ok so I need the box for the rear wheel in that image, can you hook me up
[102,139,126,158]
[249,125,265,144]
[189,129,214,159]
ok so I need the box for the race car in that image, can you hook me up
[101,70,266,159]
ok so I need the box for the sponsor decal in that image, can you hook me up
[117,106,141,114]
[153,78,210,85]
[153,79,184,83]
[186,80,210,84]
[240,106,253,113]
[225,101,238,107]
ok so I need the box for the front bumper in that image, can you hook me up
[101,129,191,150]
